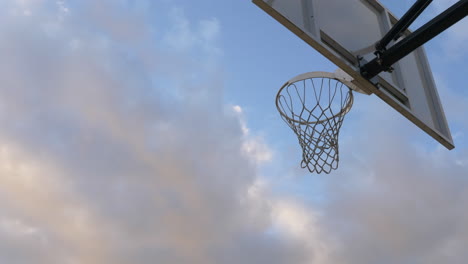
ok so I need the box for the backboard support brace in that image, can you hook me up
[362,0,468,79]
[375,0,432,54]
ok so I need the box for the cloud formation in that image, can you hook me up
[0,1,467,264]
[0,1,329,264]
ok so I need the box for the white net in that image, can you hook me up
[276,72,354,174]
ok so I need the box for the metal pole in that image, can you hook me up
[375,0,432,52]
[362,0,468,79]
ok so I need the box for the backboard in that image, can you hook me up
[253,0,454,149]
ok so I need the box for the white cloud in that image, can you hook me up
[231,105,273,164]
[242,138,273,163]
[0,218,39,237]
[164,7,221,55]
[245,180,335,264]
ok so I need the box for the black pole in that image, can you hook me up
[375,0,432,52]
[362,0,468,79]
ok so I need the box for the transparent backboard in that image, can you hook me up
[253,0,454,149]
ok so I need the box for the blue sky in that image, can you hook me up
[0,0,467,263]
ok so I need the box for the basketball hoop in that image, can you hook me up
[276,72,359,174]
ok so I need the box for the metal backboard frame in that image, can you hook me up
[253,0,454,149]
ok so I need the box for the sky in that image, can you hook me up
[0,0,467,263]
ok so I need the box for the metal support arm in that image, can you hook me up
[375,0,432,53]
[361,0,468,80]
